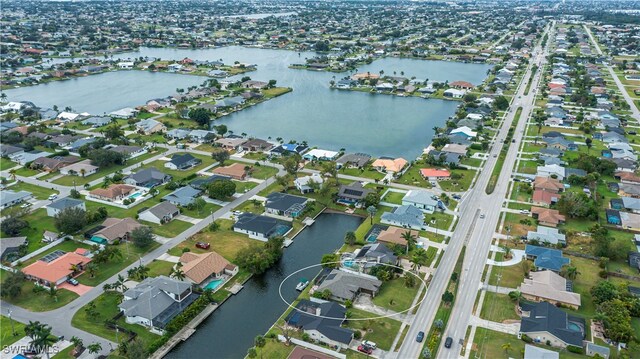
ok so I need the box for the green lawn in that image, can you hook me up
[1,315,26,346]
[3,208,59,256]
[139,152,215,181]
[76,242,160,286]
[143,219,193,238]
[233,180,258,194]
[394,165,432,188]
[488,260,527,288]
[480,292,519,322]
[382,190,406,204]
[255,339,295,359]
[146,259,175,277]
[246,164,278,180]
[345,308,402,351]
[372,276,422,312]
[339,166,386,181]
[52,344,75,359]
[1,157,18,170]
[7,182,58,200]
[17,239,93,268]
[471,328,584,359]
[180,202,221,219]
[14,167,40,177]
[1,280,78,312]
[439,168,476,192]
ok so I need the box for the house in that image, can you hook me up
[537,164,566,180]
[0,237,27,261]
[525,245,570,272]
[527,226,566,245]
[586,343,610,359]
[420,168,451,181]
[381,205,425,229]
[233,212,291,241]
[441,143,468,156]
[110,107,138,119]
[240,138,273,152]
[0,144,24,160]
[303,149,339,161]
[354,243,398,271]
[450,81,474,89]
[337,182,372,204]
[620,211,640,231]
[429,150,461,166]
[265,192,308,218]
[190,175,231,190]
[376,226,418,249]
[519,270,581,309]
[43,231,59,243]
[269,143,308,157]
[531,207,565,227]
[0,190,32,209]
[21,249,92,288]
[450,126,477,139]
[443,89,465,98]
[92,218,142,244]
[621,196,640,214]
[166,128,192,140]
[109,145,146,159]
[82,116,112,127]
[162,186,201,207]
[519,302,585,348]
[119,276,198,332]
[164,153,202,170]
[336,153,371,169]
[136,118,166,134]
[371,157,408,173]
[285,300,353,350]
[139,202,180,224]
[212,163,247,180]
[294,174,324,194]
[316,269,382,302]
[533,176,564,193]
[215,137,248,151]
[524,345,559,359]
[179,251,238,285]
[31,157,66,172]
[125,168,172,188]
[89,184,136,202]
[59,160,99,177]
[46,197,86,217]
[188,130,216,143]
[402,190,439,213]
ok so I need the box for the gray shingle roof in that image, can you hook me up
[285,299,353,345]
[48,197,84,210]
[519,302,585,347]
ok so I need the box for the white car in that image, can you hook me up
[520,209,530,214]
[48,194,58,201]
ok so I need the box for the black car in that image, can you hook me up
[416,331,425,342]
[444,337,453,348]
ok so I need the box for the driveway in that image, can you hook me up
[58,282,94,296]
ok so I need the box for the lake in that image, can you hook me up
[5,46,492,159]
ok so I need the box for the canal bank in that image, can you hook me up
[165,213,363,359]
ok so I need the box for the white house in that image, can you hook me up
[294,174,324,194]
[46,197,86,217]
[118,62,134,69]
[402,190,439,213]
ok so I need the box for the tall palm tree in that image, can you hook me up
[115,274,127,292]
[70,336,83,352]
[563,266,580,280]
[86,262,97,278]
[170,266,186,280]
[508,290,524,307]
[87,342,102,355]
[254,335,266,359]
[32,324,56,359]
[411,248,428,273]
[401,230,417,253]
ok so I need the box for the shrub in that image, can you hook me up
[521,334,533,343]
[353,331,362,340]
[567,345,584,354]
[598,270,608,278]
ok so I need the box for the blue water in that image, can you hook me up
[274,224,292,236]
[343,259,356,268]
[128,192,142,199]
[568,322,581,332]
[205,279,224,291]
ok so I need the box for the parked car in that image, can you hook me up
[362,341,377,350]
[20,202,32,208]
[452,194,461,200]
[357,345,373,354]
[416,331,425,343]
[520,209,530,214]
[445,337,453,348]
[67,278,79,286]
[196,242,210,249]
[48,194,58,200]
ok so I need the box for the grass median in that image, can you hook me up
[486,107,522,194]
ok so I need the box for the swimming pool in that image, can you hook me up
[568,322,582,332]
[204,279,224,291]
[128,192,143,199]
[274,224,292,236]
[343,260,356,268]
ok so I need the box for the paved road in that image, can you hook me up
[393,22,553,359]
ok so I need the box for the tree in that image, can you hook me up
[31,324,56,359]
[207,179,236,200]
[411,248,429,272]
[321,253,339,268]
[422,347,432,359]
[401,230,417,252]
[283,155,301,177]
[123,338,147,359]
[585,137,593,153]
[212,149,230,165]
[591,281,619,305]
[508,290,524,306]
[54,207,87,234]
[0,272,25,298]
[192,197,207,216]
[188,108,211,127]
[441,290,454,304]
[501,342,512,354]
[404,274,416,288]
[494,95,509,110]
[170,265,186,280]
[247,348,257,359]
[69,189,81,198]
[364,192,380,208]
[597,299,634,343]
[563,265,580,280]
[87,342,102,355]
[1,217,28,236]
[254,335,266,359]
[214,124,228,136]
[131,226,155,248]
[104,125,124,140]
[366,205,377,224]
[344,231,356,245]
[70,336,84,352]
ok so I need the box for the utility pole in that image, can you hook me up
[7,309,15,336]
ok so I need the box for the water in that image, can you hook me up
[6,46,492,158]
[204,279,225,291]
[166,213,362,359]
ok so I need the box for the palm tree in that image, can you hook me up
[115,274,127,292]
[366,205,377,225]
[344,231,356,245]
[254,335,266,359]
[411,248,428,273]
[501,342,512,354]
[87,342,102,355]
[31,324,56,359]
[508,290,524,307]
[563,265,580,280]
[170,266,186,280]
[401,230,417,253]
[70,336,84,352]
[80,168,86,177]
[8,169,17,181]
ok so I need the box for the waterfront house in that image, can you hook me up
[420,168,451,181]
[125,168,172,188]
[294,174,324,194]
[450,81,474,90]
[89,184,136,202]
[119,276,198,333]
[162,186,201,207]
[92,218,143,244]
[524,245,570,273]
[59,160,99,177]
[336,181,372,205]
[82,116,112,127]
[110,107,138,119]
[450,126,477,139]
[212,163,247,180]
[46,197,86,217]
[402,190,439,213]
[316,269,382,302]
[265,192,308,218]
[240,138,274,152]
[518,302,585,348]
[303,149,340,161]
[285,300,353,350]
[215,137,248,151]
[518,270,581,309]
[0,236,27,261]
[376,226,418,249]
[136,118,166,134]
[354,243,398,271]
[22,249,92,288]
[381,205,425,229]
[371,157,408,173]
[166,128,192,141]
[233,212,290,241]
[179,251,238,285]
[269,143,308,157]
[139,202,180,224]
[0,190,32,209]
[336,153,371,169]
[164,153,201,170]
[443,89,465,98]
[188,130,216,143]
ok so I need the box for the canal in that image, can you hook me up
[165,213,362,359]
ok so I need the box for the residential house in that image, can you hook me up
[527,226,566,245]
[188,130,216,143]
[519,301,585,348]
[109,145,146,159]
[336,153,371,169]
[59,160,99,177]
[162,186,201,207]
[316,269,382,302]
[620,211,640,231]
[164,153,202,171]
[303,149,340,161]
[89,184,136,202]
[240,138,273,152]
[265,192,308,218]
[0,237,27,261]
[179,251,238,285]
[381,205,425,229]
[285,300,353,350]
[82,116,112,127]
[212,163,247,180]
[586,343,610,359]
[119,276,198,332]
[269,143,308,157]
[441,143,468,156]
[524,345,559,359]
[138,202,180,224]
[337,182,372,205]
[519,270,581,309]
[125,168,172,188]
[166,128,192,141]
[92,218,142,244]
[215,137,248,151]
[402,190,439,213]
[0,190,32,209]
[376,226,418,249]
[420,168,451,181]
[525,245,570,273]
[233,212,291,241]
[46,197,86,217]
[443,88,465,98]
[371,157,408,173]
[530,207,565,227]
[190,175,231,191]
[110,108,138,119]
[294,174,324,194]
[22,249,92,288]
[621,196,640,214]
[354,243,398,271]
[136,118,166,134]
[450,126,477,139]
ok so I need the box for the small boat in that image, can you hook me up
[296,278,309,291]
